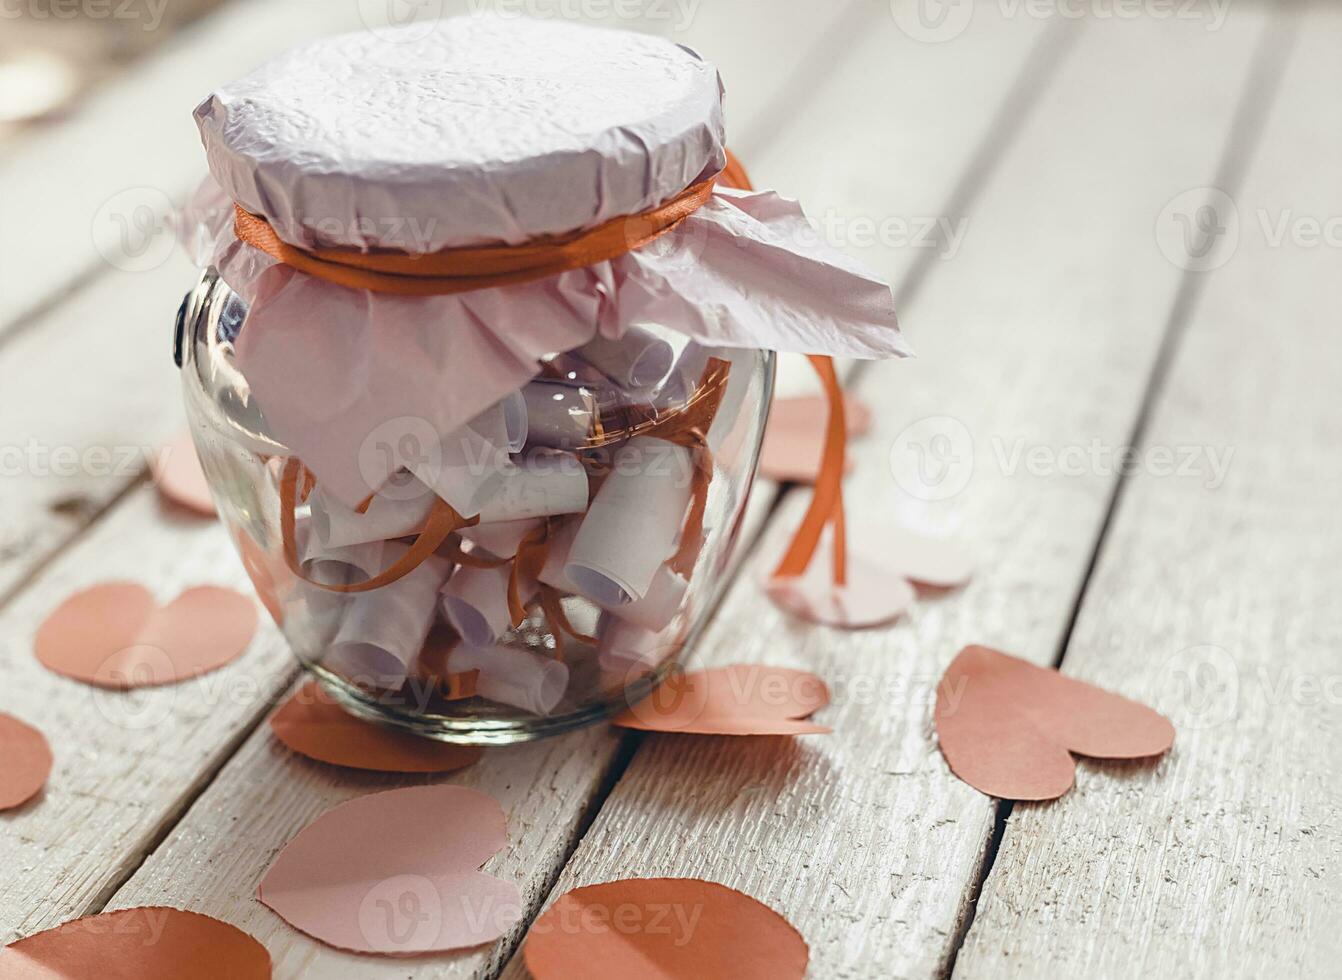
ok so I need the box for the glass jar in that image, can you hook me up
[178,267,775,744]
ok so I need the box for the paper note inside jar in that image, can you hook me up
[441,562,536,648]
[322,544,451,689]
[450,644,569,715]
[565,437,692,605]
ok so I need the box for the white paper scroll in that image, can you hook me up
[310,482,435,549]
[521,381,597,450]
[322,544,451,689]
[539,518,687,630]
[458,518,542,559]
[440,563,533,648]
[565,436,691,606]
[449,644,570,716]
[597,617,678,673]
[475,453,589,523]
[578,324,675,389]
[469,392,529,454]
[661,342,755,453]
[300,533,387,588]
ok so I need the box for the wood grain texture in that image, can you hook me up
[88,5,1059,978]
[499,10,1273,979]
[955,6,1341,978]
[0,487,293,943]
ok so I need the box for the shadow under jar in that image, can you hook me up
[175,15,905,744]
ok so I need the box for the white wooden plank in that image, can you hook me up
[498,9,1275,978]
[92,6,1057,978]
[0,486,293,942]
[955,6,1340,977]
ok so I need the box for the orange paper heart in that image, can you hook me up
[0,713,52,810]
[270,680,483,773]
[35,582,258,688]
[935,645,1175,800]
[153,433,217,517]
[611,665,830,736]
[524,878,808,980]
[0,907,271,979]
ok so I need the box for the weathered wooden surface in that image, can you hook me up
[1,1,1335,977]
[954,6,1341,977]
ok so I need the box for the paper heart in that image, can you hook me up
[524,878,808,980]
[935,645,1176,800]
[766,523,972,628]
[0,713,52,811]
[152,433,217,517]
[0,907,270,979]
[758,394,871,484]
[611,665,830,735]
[35,582,257,688]
[270,680,483,773]
[258,785,521,954]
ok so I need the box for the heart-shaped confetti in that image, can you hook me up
[766,523,972,628]
[0,907,270,979]
[611,665,830,736]
[152,433,217,517]
[758,394,871,484]
[0,713,52,811]
[258,785,521,954]
[935,645,1176,800]
[35,582,257,688]
[270,680,483,773]
[524,878,808,980]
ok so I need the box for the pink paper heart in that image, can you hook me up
[34,583,257,688]
[758,395,871,484]
[0,713,52,811]
[612,665,830,735]
[935,645,1176,800]
[258,785,521,955]
[152,433,217,517]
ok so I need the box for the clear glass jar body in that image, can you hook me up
[179,270,774,744]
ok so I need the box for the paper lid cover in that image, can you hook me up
[194,15,727,252]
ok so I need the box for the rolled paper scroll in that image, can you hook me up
[540,519,687,631]
[441,563,536,648]
[323,544,451,689]
[578,324,675,390]
[450,644,570,716]
[310,479,435,549]
[474,452,589,523]
[597,617,678,673]
[300,534,387,588]
[565,436,691,606]
[539,351,608,388]
[469,391,529,454]
[458,518,543,559]
[407,420,512,518]
[521,381,597,450]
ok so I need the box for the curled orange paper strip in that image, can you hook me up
[524,878,808,980]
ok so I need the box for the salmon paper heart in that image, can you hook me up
[611,664,830,735]
[0,713,53,811]
[524,878,808,980]
[270,680,483,773]
[0,907,271,979]
[34,582,257,688]
[257,785,521,955]
[152,433,217,517]
[758,394,871,484]
[935,645,1176,800]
